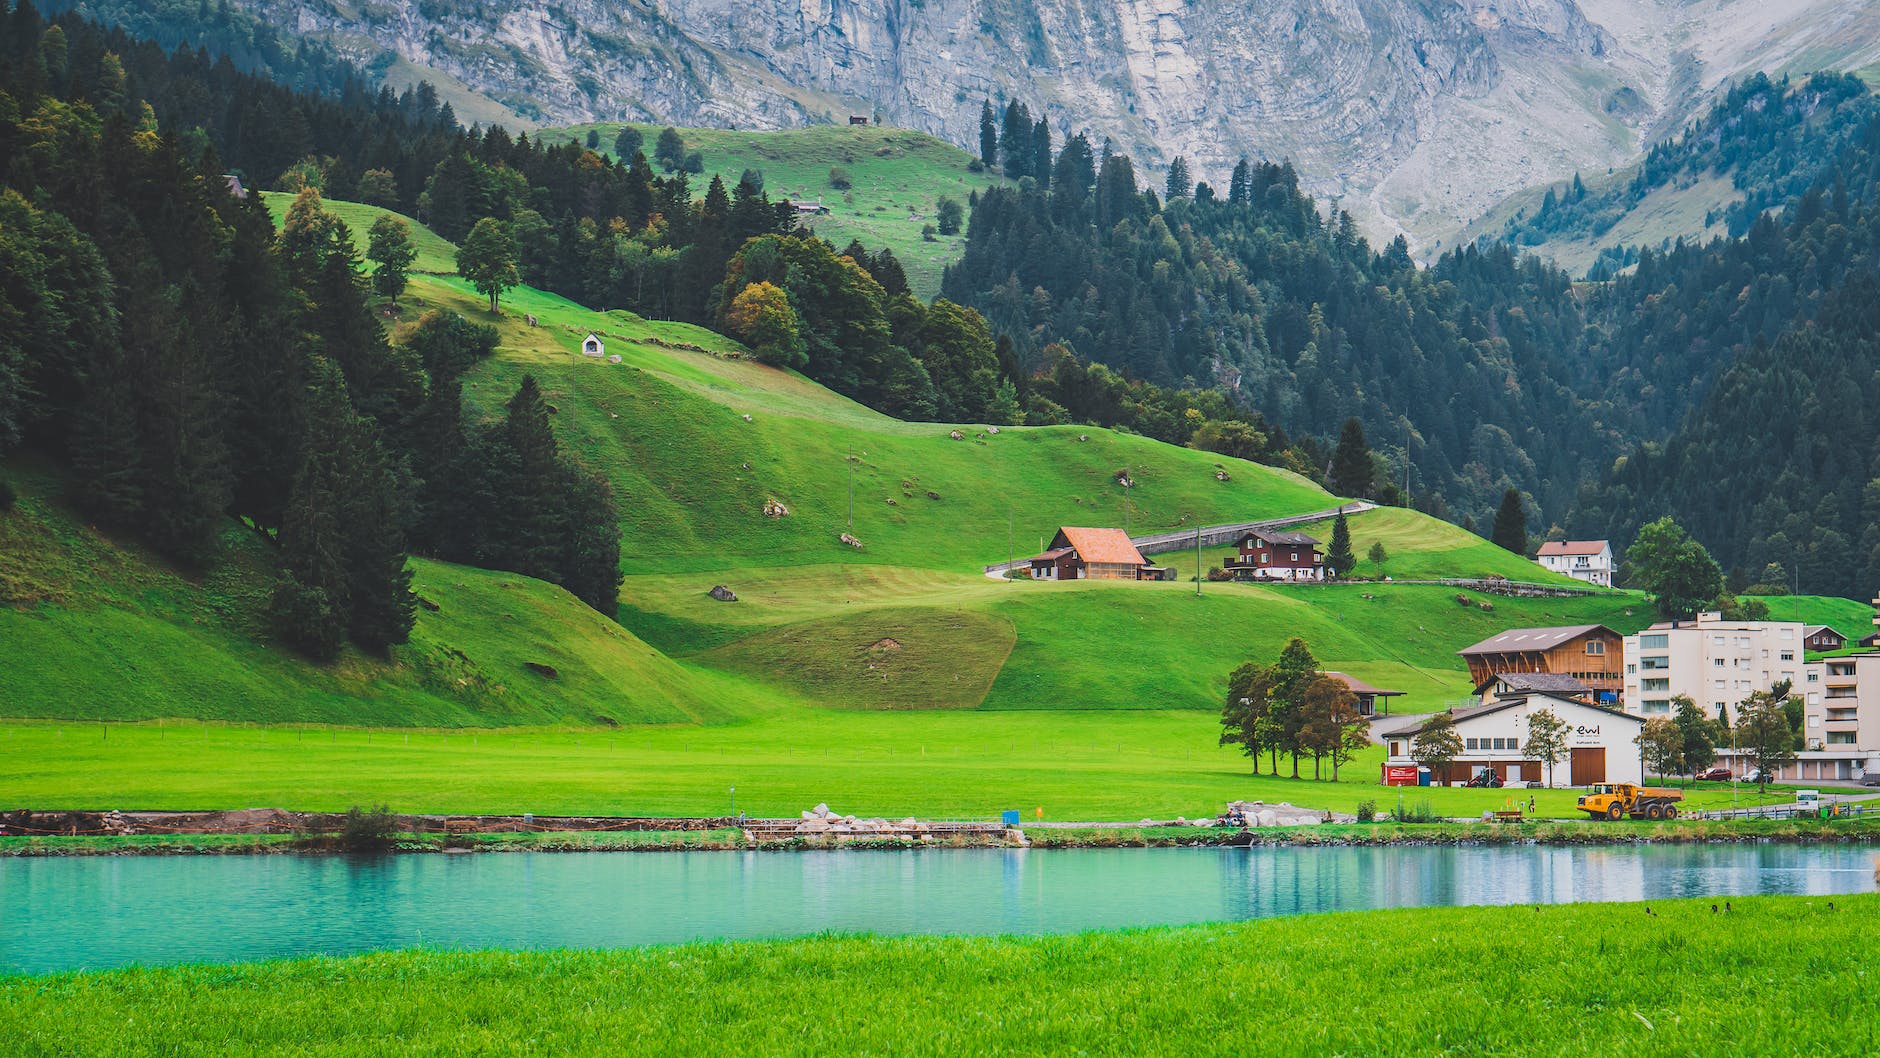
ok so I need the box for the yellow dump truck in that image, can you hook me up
[1576,782,1684,821]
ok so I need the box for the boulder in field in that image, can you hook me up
[708,585,737,602]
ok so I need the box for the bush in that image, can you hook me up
[1391,799,1439,824]
[1355,799,1377,823]
[829,167,852,190]
[338,804,399,851]
[1454,593,1473,606]
[0,476,14,513]
[921,224,938,241]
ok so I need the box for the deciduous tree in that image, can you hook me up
[1626,517,1724,619]
[367,215,416,305]
[1411,711,1464,778]
[1637,716,1683,783]
[456,218,518,313]
[1522,707,1570,787]
[1736,681,1799,792]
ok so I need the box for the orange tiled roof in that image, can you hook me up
[1053,527,1146,567]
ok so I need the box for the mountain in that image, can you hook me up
[74,0,1880,252]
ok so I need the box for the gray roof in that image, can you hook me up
[1378,691,1643,739]
[1242,529,1319,546]
[1324,671,1404,697]
[1486,672,1590,696]
[1457,625,1613,656]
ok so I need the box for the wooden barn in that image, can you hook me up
[1027,527,1152,581]
[1805,625,1847,652]
[1458,625,1624,705]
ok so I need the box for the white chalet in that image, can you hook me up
[1536,540,1613,587]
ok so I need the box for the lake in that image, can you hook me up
[3,843,1875,974]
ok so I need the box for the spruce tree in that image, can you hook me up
[1165,156,1192,200]
[271,361,353,660]
[495,375,565,582]
[1491,487,1528,555]
[341,420,415,651]
[1326,510,1355,579]
[1329,417,1372,498]
[558,461,624,615]
[978,100,998,169]
[1031,118,1052,191]
[1000,100,1032,180]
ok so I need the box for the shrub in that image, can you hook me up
[1478,601,1495,612]
[1355,799,1377,823]
[921,224,938,241]
[829,167,852,190]
[1391,799,1439,824]
[1454,593,1473,606]
[338,804,399,851]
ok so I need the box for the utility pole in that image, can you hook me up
[847,457,854,529]
[1007,508,1014,578]
[1195,524,1203,596]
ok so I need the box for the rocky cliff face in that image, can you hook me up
[247,0,1880,249]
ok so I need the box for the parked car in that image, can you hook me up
[1861,773,1880,787]
[1742,768,1769,784]
[1696,766,1731,782]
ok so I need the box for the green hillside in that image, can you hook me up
[0,464,739,728]
[544,123,1004,298]
[258,192,460,274]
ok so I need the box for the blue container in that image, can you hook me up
[1001,810,1021,825]
[1417,767,1432,787]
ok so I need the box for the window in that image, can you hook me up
[1808,671,1819,682]
[1780,651,1794,662]
[1828,732,1857,745]
[1640,656,1670,670]
[1712,658,1726,668]
[1627,664,1637,674]
[1736,637,1751,648]
[1260,553,1270,564]
[1466,738,1479,750]
[1780,628,1795,640]
[1390,742,1401,756]
[1642,678,1669,691]
[1585,641,1606,656]
[1642,699,1670,714]
[1290,552,1298,561]
[1640,634,1668,649]
[1712,635,1726,647]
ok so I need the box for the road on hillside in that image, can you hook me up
[981,501,1378,579]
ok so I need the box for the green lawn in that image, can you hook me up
[4,895,1870,1055]
[257,191,459,274]
[0,714,1809,821]
[544,122,1005,298]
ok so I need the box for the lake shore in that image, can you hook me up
[5,816,1879,856]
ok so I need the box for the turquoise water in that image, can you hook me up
[2,844,1874,974]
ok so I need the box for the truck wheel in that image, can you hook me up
[1646,803,1663,820]
[1607,803,1623,821]
[1664,806,1678,819]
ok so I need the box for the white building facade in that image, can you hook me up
[1622,613,1804,719]
[1380,691,1646,788]
[1536,540,1614,587]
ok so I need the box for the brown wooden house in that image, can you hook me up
[1221,529,1324,581]
[1805,625,1847,652]
[1026,527,1151,581]
[1323,672,1404,717]
[1457,624,1624,705]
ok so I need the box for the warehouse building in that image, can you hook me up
[1379,690,1645,788]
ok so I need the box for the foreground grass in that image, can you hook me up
[4,895,1874,1055]
[0,717,1813,822]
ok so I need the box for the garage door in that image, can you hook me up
[1570,747,1606,785]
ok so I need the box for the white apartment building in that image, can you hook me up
[1621,612,1804,718]
[1536,540,1614,587]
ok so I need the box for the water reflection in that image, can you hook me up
[1,844,1872,974]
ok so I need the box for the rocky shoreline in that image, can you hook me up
[4,810,1877,857]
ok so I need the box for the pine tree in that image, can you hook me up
[1000,100,1032,180]
[978,100,998,169]
[341,419,415,651]
[1326,510,1355,579]
[1165,156,1192,200]
[1329,417,1372,498]
[1030,118,1052,191]
[1491,487,1527,555]
[1228,158,1251,205]
[493,374,564,581]
[271,361,353,660]
[557,461,623,616]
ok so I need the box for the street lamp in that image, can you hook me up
[729,786,737,818]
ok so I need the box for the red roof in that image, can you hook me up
[1537,540,1609,557]
[1050,527,1146,567]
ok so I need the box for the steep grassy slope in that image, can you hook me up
[257,192,459,274]
[403,274,1334,575]
[543,123,1003,298]
[0,465,738,727]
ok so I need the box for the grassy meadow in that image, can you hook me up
[3,894,1873,1055]
[0,715,1809,821]
[257,192,460,274]
[545,122,1006,297]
